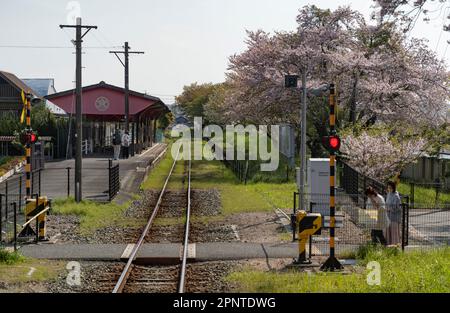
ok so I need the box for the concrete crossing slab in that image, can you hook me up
[19,242,301,262]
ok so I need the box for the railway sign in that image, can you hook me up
[285,75,298,88]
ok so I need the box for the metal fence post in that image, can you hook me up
[35,194,39,243]
[38,169,41,196]
[363,176,367,209]
[13,202,17,251]
[19,176,22,213]
[401,203,406,251]
[406,201,409,246]
[31,170,34,195]
[309,201,314,259]
[108,160,112,201]
[67,167,71,198]
[293,191,297,213]
[5,180,8,221]
[0,194,2,242]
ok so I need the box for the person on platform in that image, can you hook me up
[112,128,122,160]
[121,131,131,159]
[386,181,402,246]
[365,186,389,245]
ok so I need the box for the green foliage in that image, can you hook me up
[0,249,25,265]
[0,112,21,136]
[31,104,57,137]
[0,156,13,167]
[228,247,450,293]
[397,182,450,205]
[176,82,219,123]
[157,112,174,130]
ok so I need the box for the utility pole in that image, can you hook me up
[299,70,307,213]
[109,42,144,154]
[60,17,97,203]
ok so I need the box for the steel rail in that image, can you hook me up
[178,158,191,293]
[112,147,181,293]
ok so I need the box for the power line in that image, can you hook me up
[0,45,120,49]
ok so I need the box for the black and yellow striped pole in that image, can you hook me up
[320,83,343,271]
[25,92,32,198]
[19,92,49,239]
[18,92,37,238]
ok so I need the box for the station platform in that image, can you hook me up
[19,242,302,263]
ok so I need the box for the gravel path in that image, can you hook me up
[41,260,240,293]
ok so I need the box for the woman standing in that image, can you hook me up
[365,187,389,245]
[386,181,402,246]
[121,131,131,159]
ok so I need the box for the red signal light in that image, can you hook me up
[20,131,38,145]
[322,135,341,152]
[329,136,340,150]
[30,133,37,143]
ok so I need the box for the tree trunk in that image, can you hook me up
[348,71,359,124]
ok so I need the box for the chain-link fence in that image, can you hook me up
[406,207,450,247]
[0,194,31,248]
[291,192,409,257]
[289,191,449,257]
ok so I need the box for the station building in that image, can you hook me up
[46,80,168,157]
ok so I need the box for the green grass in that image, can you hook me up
[398,182,450,206]
[228,245,450,293]
[51,197,138,234]
[0,248,25,265]
[141,144,185,190]
[141,140,297,215]
[0,249,63,284]
[0,258,64,283]
[191,159,274,214]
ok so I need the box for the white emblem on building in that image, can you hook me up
[95,96,110,112]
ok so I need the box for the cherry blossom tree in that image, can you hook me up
[214,4,449,179]
[225,5,449,127]
[340,129,428,181]
[373,0,450,33]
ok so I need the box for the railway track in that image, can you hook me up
[112,147,193,293]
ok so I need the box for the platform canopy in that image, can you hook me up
[45,81,168,121]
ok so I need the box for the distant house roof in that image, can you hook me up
[175,115,189,124]
[0,70,37,95]
[21,78,66,115]
[21,79,56,97]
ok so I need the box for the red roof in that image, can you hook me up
[45,81,168,120]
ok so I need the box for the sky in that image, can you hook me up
[0,0,449,104]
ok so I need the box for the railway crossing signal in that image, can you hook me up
[294,211,322,264]
[18,92,49,240]
[20,131,38,145]
[322,134,341,153]
[320,83,343,271]
[285,75,298,88]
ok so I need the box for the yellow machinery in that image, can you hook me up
[18,196,49,240]
[294,210,322,264]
